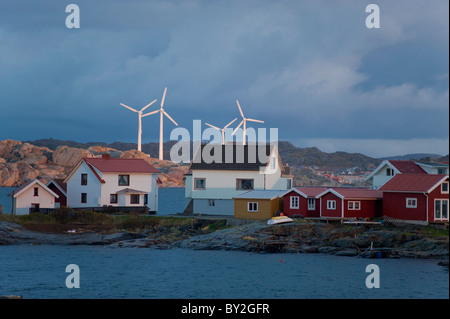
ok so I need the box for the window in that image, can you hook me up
[442,182,449,194]
[208,199,215,207]
[118,175,130,186]
[144,194,148,205]
[194,178,206,190]
[406,198,417,208]
[348,201,361,210]
[110,194,118,204]
[290,196,299,209]
[434,199,448,220]
[386,168,394,176]
[287,179,292,189]
[81,193,87,203]
[438,168,447,174]
[81,173,88,185]
[130,194,140,204]
[33,187,39,196]
[248,202,258,212]
[237,179,254,190]
[327,200,336,210]
[308,198,315,210]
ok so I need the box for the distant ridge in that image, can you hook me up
[379,153,444,161]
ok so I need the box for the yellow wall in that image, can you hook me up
[234,198,283,220]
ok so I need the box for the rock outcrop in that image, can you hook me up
[0,139,188,187]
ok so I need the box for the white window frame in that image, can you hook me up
[327,200,336,210]
[208,199,215,207]
[290,196,299,209]
[194,178,206,190]
[386,168,395,176]
[307,198,315,210]
[348,201,361,210]
[406,198,417,208]
[248,202,258,212]
[441,182,449,194]
[434,199,449,221]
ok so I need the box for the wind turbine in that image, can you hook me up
[120,99,158,152]
[142,87,178,160]
[232,100,264,145]
[205,118,238,145]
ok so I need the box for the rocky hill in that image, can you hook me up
[0,139,189,187]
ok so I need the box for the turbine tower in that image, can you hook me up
[142,87,178,160]
[205,118,238,145]
[232,100,264,145]
[120,99,157,152]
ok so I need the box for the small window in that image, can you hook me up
[327,200,336,210]
[208,199,215,207]
[438,168,447,174]
[348,201,361,210]
[110,194,118,204]
[81,193,87,203]
[118,175,130,186]
[130,194,140,204]
[237,179,254,190]
[248,202,258,212]
[406,198,417,208]
[33,187,39,196]
[144,194,148,205]
[386,168,394,176]
[194,178,206,190]
[81,173,88,185]
[290,196,299,209]
[442,182,449,194]
[308,198,315,210]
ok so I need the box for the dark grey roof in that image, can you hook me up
[189,144,275,171]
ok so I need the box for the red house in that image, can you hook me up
[317,188,383,219]
[282,187,327,217]
[380,174,449,224]
[46,179,67,208]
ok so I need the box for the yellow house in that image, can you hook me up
[233,190,285,220]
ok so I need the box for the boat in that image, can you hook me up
[267,216,294,225]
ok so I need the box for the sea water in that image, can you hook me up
[0,245,448,299]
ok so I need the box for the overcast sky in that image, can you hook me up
[0,0,448,158]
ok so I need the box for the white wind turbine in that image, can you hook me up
[120,99,158,152]
[142,87,178,160]
[232,100,264,145]
[205,118,238,145]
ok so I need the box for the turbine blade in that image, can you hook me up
[163,110,178,126]
[224,118,237,129]
[141,110,159,117]
[232,120,244,135]
[120,103,138,113]
[205,123,221,131]
[161,87,167,108]
[246,119,264,123]
[140,99,157,112]
[236,100,244,118]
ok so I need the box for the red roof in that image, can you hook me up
[331,188,383,199]
[389,160,427,174]
[84,158,160,174]
[295,187,328,197]
[380,174,448,193]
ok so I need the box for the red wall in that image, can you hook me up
[283,191,320,217]
[47,183,67,207]
[320,192,342,218]
[343,199,382,218]
[427,181,449,222]
[383,192,427,221]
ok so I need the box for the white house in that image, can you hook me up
[64,154,161,213]
[365,160,427,189]
[415,161,449,175]
[8,179,59,215]
[184,143,292,215]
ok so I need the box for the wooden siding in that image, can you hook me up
[234,198,283,220]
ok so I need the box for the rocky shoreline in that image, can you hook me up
[1,220,448,265]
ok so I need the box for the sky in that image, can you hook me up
[0,0,448,158]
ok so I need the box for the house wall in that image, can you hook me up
[320,192,343,218]
[66,162,102,208]
[382,192,427,221]
[47,183,67,207]
[282,191,320,217]
[14,185,56,215]
[343,199,382,218]
[193,198,234,215]
[234,198,282,220]
[427,178,449,222]
[372,165,397,189]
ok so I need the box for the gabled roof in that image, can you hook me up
[365,160,427,181]
[316,187,382,200]
[189,143,280,172]
[380,174,448,193]
[84,158,160,174]
[283,187,328,198]
[46,179,67,195]
[8,179,59,199]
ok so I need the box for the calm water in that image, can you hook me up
[0,187,186,215]
[0,245,448,299]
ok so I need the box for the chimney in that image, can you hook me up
[102,154,110,160]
